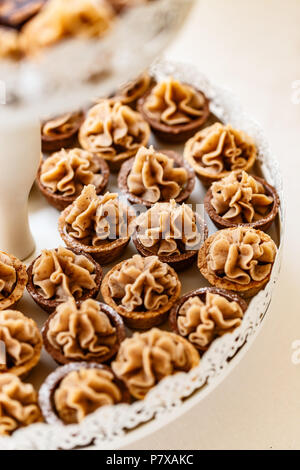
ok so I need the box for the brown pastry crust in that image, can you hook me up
[26,249,103,314]
[58,202,135,265]
[132,213,208,271]
[38,362,131,425]
[138,87,210,144]
[204,175,280,232]
[37,154,110,211]
[41,111,85,153]
[118,150,195,208]
[198,228,276,298]
[101,259,181,329]
[0,252,27,311]
[169,287,248,351]
[42,301,126,365]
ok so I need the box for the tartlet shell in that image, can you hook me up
[38,362,131,425]
[42,301,126,366]
[204,175,280,232]
[26,248,103,314]
[101,259,182,329]
[198,228,277,298]
[37,155,110,211]
[169,287,248,352]
[118,150,196,208]
[0,252,28,311]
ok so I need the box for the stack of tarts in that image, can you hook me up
[0,72,280,438]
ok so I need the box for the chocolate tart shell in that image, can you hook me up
[132,213,209,271]
[101,260,182,329]
[118,150,196,208]
[38,362,131,425]
[26,249,103,314]
[197,228,276,298]
[42,301,126,366]
[41,111,85,153]
[204,175,280,232]
[169,287,248,352]
[58,204,135,265]
[0,252,28,311]
[137,88,210,144]
[37,155,110,211]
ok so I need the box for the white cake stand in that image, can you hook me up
[0,0,195,260]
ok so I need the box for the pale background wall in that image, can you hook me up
[122,0,300,450]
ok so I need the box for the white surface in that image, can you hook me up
[121,0,300,450]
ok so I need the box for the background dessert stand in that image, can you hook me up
[0,1,284,451]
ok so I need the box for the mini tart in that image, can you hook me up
[204,171,280,232]
[184,123,257,185]
[79,99,151,172]
[41,111,85,153]
[115,72,153,109]
[39,362,130,425]
[58,185,135,265]
[169,287,247,352]
[118,146,195,208]
[37,148,109,211]
[27,247,103,314]
[112,328,200,400]
[101,254,181,329]
[0,310,42,378]
[138,77,210,143]
[0,374,42,436]
[198,227,277,298]
[133,199,208,271]
[0,251,27,311]
[42,298,126,365]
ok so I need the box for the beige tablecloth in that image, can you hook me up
[122,0,300,450]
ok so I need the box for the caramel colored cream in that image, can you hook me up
[42,112,82,138]
[185,123,257,175]
[112,328,198,399]
[108,255,178,312]
[136,199,201,255]
[47,298,117,360]
[127,146,188,203]
[0,374,42,436]
[65,185,129,246]
[0,253,16,300]
[207,227,277,285]
[40,148,104,197]
[79,100,150,162]
[117,72,151,105]
[211,171,273,223]
[178,293,243,349]
[144,77,207,125]
[54,368,122,424]
[0,310,41,369]
[32,247,97,301]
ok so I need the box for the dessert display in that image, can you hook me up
[79,100,150,171]
[42,298,126,365]
[0,310,42,377]
[118,146,195,207]
[0,374,42,436]
[101,254,181,328]
[0,252,27,312]
[41,111,85,153]
[169,287,247,352]
[27,247,102,313]
[37,148,109,211]
[204,170,279,231]
[112,328,200,399]
[39,362,130,424]
[133,199,208,270]
[198,226,277,297]
[138,77,210,143]
[184,123,257,185]
[115,72,153,109]
[58,185,135,265]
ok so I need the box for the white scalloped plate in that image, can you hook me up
[0,61,284,450]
